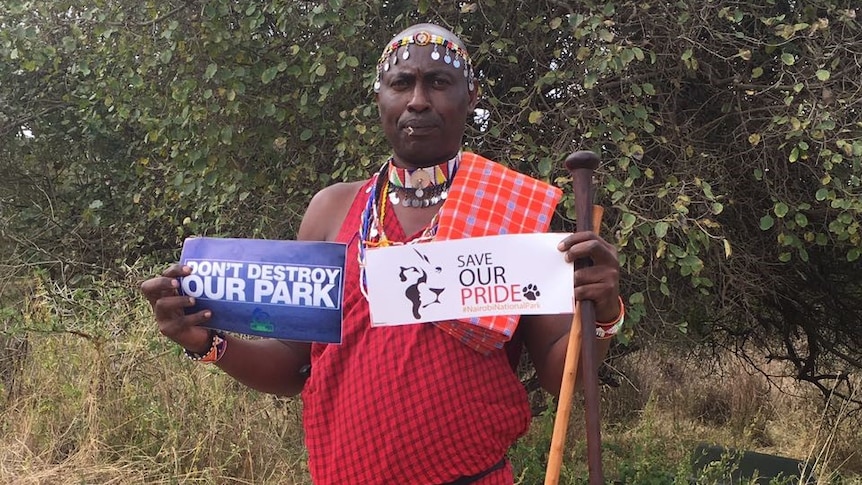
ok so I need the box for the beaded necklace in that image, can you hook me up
[387,158,454,207]
[358,154,459,298]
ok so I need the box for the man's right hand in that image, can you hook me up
[140,264,213,354]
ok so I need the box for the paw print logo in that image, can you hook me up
[523,283,541,301]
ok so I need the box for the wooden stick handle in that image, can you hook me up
[545,150,604,485]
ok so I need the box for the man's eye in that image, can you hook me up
[432,78,451,88]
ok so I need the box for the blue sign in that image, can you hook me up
[179,237,346,343]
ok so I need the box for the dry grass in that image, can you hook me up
[2,272,860,484]
[600,346,862,482]
[0,276,310,484]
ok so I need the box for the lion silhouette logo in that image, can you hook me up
[398,249,446,319]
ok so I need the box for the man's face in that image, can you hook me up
[376,42,477,168]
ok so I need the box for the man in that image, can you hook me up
[141,23,622,484]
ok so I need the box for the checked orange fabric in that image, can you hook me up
[433,152,563,353]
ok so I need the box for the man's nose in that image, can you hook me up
[406,84,431,111]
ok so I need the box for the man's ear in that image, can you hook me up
[468,86,479,111]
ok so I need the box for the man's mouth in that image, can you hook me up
[402,123,436,136]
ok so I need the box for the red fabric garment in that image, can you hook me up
[302,178,532,484]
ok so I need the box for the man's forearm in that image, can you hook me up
[214,337,311,396]
[541,329,612,397]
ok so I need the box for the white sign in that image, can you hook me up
[364,233,574,326]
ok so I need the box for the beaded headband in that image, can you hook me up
[373,30,475,93]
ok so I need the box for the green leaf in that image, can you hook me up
[654,221,669,238]
[537,157,551,176]
[598,29,614,42]
[220,126,233,144]
[781,53,795,65]
[815,69,830,81]
[760,215,775,230]
[528,111,543,124]
[300,128,313,141]
[204,63,218,80]
[849,248,861,262]
[621,212,637,230]
[660,282,670,296]
[789,147,799,162]
[774,202,789,218]
[815,188,828,201]
[621,49,635,64]
[261,66,278,84]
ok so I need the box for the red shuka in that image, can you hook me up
[301,178,532,484]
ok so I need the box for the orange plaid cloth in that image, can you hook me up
[432,152,562,354]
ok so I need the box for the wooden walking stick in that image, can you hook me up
[545,150,604,485]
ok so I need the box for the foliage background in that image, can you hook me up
[1,0,860,482]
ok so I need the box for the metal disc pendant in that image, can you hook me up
[389,191,400,204]
[384,62,390,71]
[431,50,440,60]
[402,198,411,207]
[444,54,451,64]
[415,188,424,198]
[440,190,448,199]
[411,199,421,208]
[402,49,410,60]
[370,226,378,237]
[453,58,461,68]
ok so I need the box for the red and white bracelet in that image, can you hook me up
[595,296,625,340]
[184,329,228,363]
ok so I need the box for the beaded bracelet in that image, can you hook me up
[595,296,625,340]
[184,329,227,363]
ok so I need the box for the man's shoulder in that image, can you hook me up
[313,180,369,201]
[299,179,371,242]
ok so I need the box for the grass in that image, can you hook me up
[1,269,860,484]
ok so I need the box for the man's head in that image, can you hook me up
[375,23,479,169]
